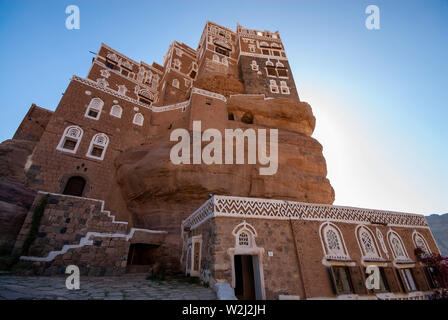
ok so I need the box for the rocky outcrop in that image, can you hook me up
[227,95,316,136]
[114,96,334,270]
[194,75,245,98]
[0,139,36,254]
[426,213,448,257]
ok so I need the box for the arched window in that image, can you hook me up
[265,60,274,66]
[133,113,144,126]
[387,230,409,261]
[85,98,104,120]
[232,221,257,249]
[110,105,122,118]
[57,125,83,154]
[412,231,431,255]
[212,54,220,63]
[63,176,86,197]
[320,222,350,260]
[86,133,109,160]
[356,226,381,260]
[172,79,180,89]
[276,61,284,68]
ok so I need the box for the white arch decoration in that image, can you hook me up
[412,231,431,255]
[387,230,410,263]
[110,105,122,118]
[355,225,382,261]
[133,113,144,126]
[319,222,350,261]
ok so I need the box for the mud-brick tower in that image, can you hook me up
[236,23,300,100]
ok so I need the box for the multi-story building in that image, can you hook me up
[3,21,441,300]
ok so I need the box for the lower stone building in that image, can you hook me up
[181,195,440,300]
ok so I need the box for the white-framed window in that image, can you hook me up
[56,125,83,154]
[280,81,290,94]
[85,98,104,120]
[173,58,181,71]
[222,57,228,66]
[86,133,109,160]
[110,105,122,118]
[133,113,144,126]
[412,231,431,255]
[319,222,350,260]
[269,80,279,93]
[172,78,180,89]
[212,54,220,63]
[185,79,191,87]
[387,230,409,262]
[249,44,256,52]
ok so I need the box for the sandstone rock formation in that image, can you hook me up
[115,96,334,268]
[194,75,245,98]
[0,139,37,254]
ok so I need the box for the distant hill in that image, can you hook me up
[426,213,448,257]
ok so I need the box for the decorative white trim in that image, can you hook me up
[182,195,429,231]
[20,228,167,262]
[191,87,227,102]
[72,75,189,113]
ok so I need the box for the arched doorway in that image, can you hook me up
[62,176,86,197]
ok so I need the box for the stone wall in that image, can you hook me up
[13,192,131,276]
[13,104,53,144]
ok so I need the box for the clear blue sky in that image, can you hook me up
[0,0,446,215]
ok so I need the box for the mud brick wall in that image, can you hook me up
[191,215,439,299]
[208,217,304,300]
[238,55,299,100]
[13,104,53,143]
